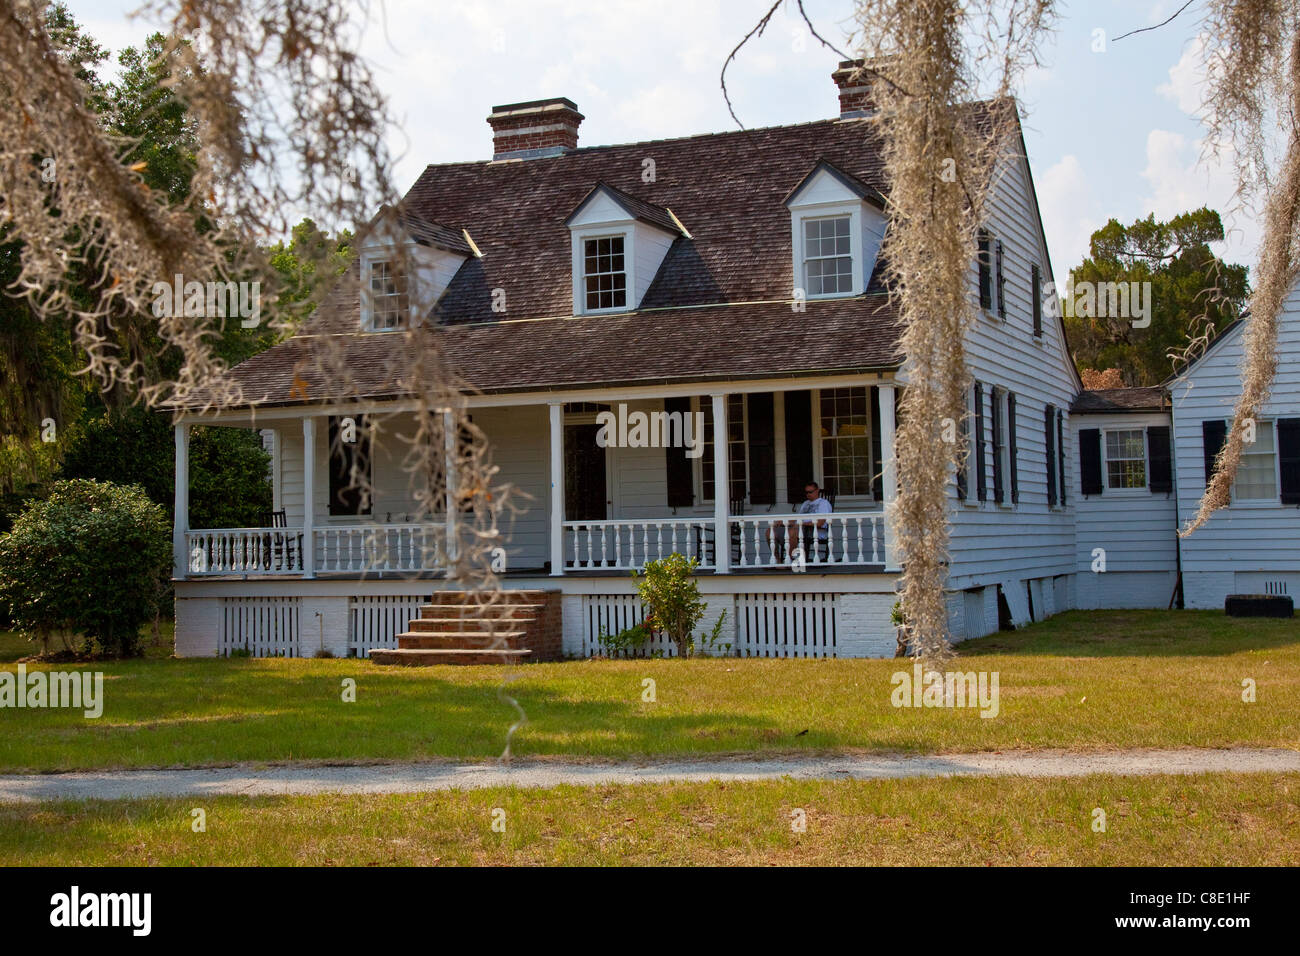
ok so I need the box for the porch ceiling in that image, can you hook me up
[172,295,903,412]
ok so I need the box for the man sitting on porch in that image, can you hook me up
[785,481,832,560]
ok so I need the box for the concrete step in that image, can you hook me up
[370,647,532,666]
[396,631,529,650]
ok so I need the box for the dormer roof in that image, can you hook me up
[564,181,683,235]
[783,159,886,209]
[363,204,475,257]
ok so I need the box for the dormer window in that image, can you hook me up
[785,160,887,301]
[803,216,853,295]
[368,259,409,330]
[583,236,627,311]
[566,183,682,316]
[357,206,472,333]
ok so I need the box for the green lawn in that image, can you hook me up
[0,609,1296,772]
[2,771,1296,866]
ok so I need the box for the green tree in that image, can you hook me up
[0,3,107,492]
[0,480,170,657]
[1063,208,1249,386]
[58,406,271,529]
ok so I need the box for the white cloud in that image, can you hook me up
[1157,34,1206,118]
[1139,129,1258,267]
[1037,154,1102,274]
[1150,36,1259,268]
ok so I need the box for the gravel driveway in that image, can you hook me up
[1,747,1296,803]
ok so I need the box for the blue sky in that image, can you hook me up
[66,0,1255,279]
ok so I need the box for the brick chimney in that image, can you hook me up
[487,98,584,160]
[832,57,897,118]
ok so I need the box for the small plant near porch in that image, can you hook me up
[630,553,730,658]
[0,480,170,658]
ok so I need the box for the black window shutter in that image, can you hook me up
[974,382,987,501]
[995,240,1006,319]
[1031,264,1042,336]
[870,387,884,500]
[784,390,814,504]
[1079,428,1102,496]
[991,390,1005,503]
[329,414,371,516]
[1147,425,1173,494]
[977,230,991,310]
[1057,411,1067,505]
[748,392,776,505]
[1045,404,1057,506]
[664,397,694,507]
[1279,418,1300,505]
[956,401,969,501]
[1202,419,1227,490]
[1008,392,1019,503]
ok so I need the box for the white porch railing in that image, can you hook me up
[314,524,444,574]
[186,528,305,575]
[564,519,716,571]
[729,512,888,569]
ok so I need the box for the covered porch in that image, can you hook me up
[173,375,900,580]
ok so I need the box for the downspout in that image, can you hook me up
[1167,391,1185,610]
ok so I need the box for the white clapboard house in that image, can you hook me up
[1070,283,1300,611]
[168,61,1277,661]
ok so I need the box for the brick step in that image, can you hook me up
[370,647,532,666]
[407,620,539,636]
[397,631,529,650]
[415,604,544,623]
[423,590,552,607]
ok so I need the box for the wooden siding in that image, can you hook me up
[946,150,1079,589]
[1171,282,1300,575]
[1070,411,1178,575]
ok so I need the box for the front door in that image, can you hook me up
[565,423,608,521]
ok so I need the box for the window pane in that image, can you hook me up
[583,236,627,310]
[1236,421,1276,498]
[802,217,854,296]
[819,387,871,497]
[1105,429,1146,489]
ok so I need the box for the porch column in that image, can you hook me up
[302,416,316,578]
[711,393,731,574]
[877,384,899,569]
[443,410,458,562]
[173,423,190,580]
[549,402,565,576]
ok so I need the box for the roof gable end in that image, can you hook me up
[564,181,681,235]
[784,159,885,209]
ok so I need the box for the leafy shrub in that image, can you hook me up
[632,553,731,658]
[0,479,170,657]
[597,622,651,656]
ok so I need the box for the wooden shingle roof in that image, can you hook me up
[182,108,1021,409]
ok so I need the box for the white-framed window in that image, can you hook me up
[1104,428,1147,489]
[582,235,627,311]
[1235,420,1277,500]
[819,386,872,497]
[698,394,747,503]
[803,216,854,296]
[787,201,876,300]
[366,258,409,330]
